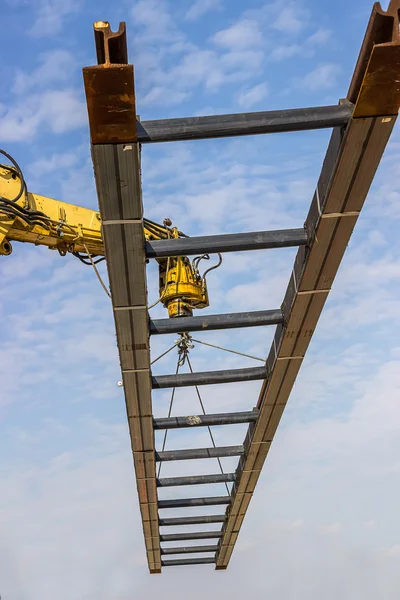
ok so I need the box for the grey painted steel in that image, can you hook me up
[158,496,231,509]
[161,545,218,555]
[146,228,308,258]
[152,366,267,389]
[157,473,236,487]
[160,532,223,541]
[149,309,283,335]
[156,445,244,462]
[153,410,259,430]
[91,144,160,573]
[136,104,352,143]
[159,515,226,526]
[162,558,216,566]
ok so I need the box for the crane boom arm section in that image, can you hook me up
[0,162,212,318]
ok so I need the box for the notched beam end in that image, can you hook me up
[94,21,128,65]
[348,1,400,116]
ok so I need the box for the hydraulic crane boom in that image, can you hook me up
[0,155,212,318]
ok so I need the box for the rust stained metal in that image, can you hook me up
[348,1,400,117]
[83,21,137,144]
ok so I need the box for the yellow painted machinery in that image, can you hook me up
[0,150,213,318]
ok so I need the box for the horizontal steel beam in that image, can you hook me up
[160,531,223,541]
[161,545,218,555]
[157,473,236,487]
[149,309,283,335]
[153,410,259,430]
[146,228,308,258]
[159,515,226,526]
[156,445,244,462]
[158,496,231,509]
[162,558,216,566]
[136,104,353,143]
[152,366,267,389]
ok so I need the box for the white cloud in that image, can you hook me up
[307,27,331,45]
[141,85,190,106]
[185,0,223,21]
[131,0,183,43]
[28,151,79,175]
[141,47,264,102]
[301,63,340,91]
[12,50,76,94]
[273,4,306,33]
[270,44,302,61]
[269,28,331,61]
[237,82,268,108]
[213,19,263,49]
[0,90,86,141]
[29,0,80,37]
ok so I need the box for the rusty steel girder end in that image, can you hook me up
[94,21,128,65]
[83,21,137,144]
[348,0,400,117]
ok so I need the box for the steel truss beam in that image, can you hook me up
[215,0,400,567]
[83,1,400,573]
[83,21,161,574]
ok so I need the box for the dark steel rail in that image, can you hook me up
[158,496,231,509]
[162,557,216,566]
[149,309,283,335]
[153,410,259,430]
[136,103,353,143]
[159,515,226,526]
[152,366,267,389]
[146,228,308,258]
[156,445,244,462]
[161,545,218,555]
[157,473,236,487]
[160,531,223,541]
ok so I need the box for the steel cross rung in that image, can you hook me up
[158,496,231,509]
[153,410,259,430]
[159,515,226,526]
[152,366,267,389]
[162,557,216,567]
[156,445,244,462]
[161,545,218,555]
[149,309,284,335]
[136,103,353,143]
[145,227,308,258]
[157,473,236,487]
[160,531,223,541]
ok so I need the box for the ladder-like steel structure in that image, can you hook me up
[83,2,400,573]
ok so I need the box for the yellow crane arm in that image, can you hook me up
[0,159,212,318]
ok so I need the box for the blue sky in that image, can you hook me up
[1,0,400,598]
